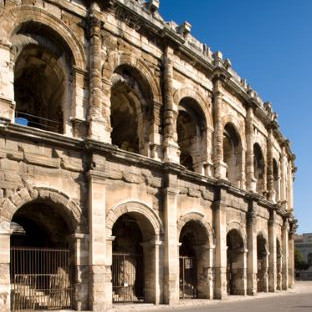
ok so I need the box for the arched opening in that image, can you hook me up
[254,143,265,195]
[273,158,279,201]
[10,202,75,311]
[13,22,73,134]
[110,65,153,155]
[111,212,157,303]
[177,98,206,173]
[276,239,282,290]
[226,229,245,295]
[179,220,210,299]
[257,234,268,292]
[223,123,242,187]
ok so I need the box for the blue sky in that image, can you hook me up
[159,0,312,234]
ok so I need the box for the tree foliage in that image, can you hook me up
[295,249,310,271]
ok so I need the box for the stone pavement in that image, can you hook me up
[108,281,312,312]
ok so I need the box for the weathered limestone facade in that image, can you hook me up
[0,0,295,311]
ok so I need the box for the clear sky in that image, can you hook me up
[159,0,312,234]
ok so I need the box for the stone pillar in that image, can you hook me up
[0,41,14,123]
[71,233,89,311]
[288,230,295,288]
[149,101,163,161]
[247,203,257,295]
[287,162,294,211]
[204,127,214,177]
[163,172,179,304]
[0,221,12,312]
[240,146,247,190]
[212,79,227,179]
[88,167,110,311]
[213,190,227,299]
[246,105,256,192]
[268,211,277,292]
[280,146,287,206]
[267,129,276,202]
[141,238,163,304]
[71,67,88,138]
[163,47,179,164]
[88,13,110,142]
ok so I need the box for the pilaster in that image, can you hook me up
[268,210,277,292]
[88,11,110,142]
[163,172,179,304]
[246,105,256,192]
[0,221,12,312]
[267,129,276,202]
[213,189,227,299]
[246,200,257,295]
[88,165,110,311]
[163,46,180,164]
[288,229,295,288]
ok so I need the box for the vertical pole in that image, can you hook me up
[268,211,277,292]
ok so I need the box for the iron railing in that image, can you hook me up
[179,256,197,299]
[112,252,144,303]
[10,247,73,311]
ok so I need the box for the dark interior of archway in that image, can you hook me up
[179,221,208,257]
[14,45,65,133]
[223,123,240,182]
[257,236,266,259]
[110,66,152,154]
[227,229,243,262]
[112,214,143,253]
[177,98,205,171]
[11,202,71,248]
[254,143,265,192]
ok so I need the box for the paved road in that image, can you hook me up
[137,293,312,312]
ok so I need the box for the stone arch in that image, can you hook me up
[177,211,213,242]
[227,220,247,247]
[221,115,246,150]
[103,52,161,103]
[173,87,213,130]
[106,200,163,238]
[8,6,85,69]
[0,186,82,231]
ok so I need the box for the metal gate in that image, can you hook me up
[112,253,144,303]
[10,247,73,311]
[179,256,197,299]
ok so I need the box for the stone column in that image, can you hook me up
[88,167,110,311]
[141,238,163,304]
[204,127,214,177]
[288,230,295,288]
[0,41,14,124]
[268,211,277,292]
[213,190,227,299]
[212,79,227,179]
[280,146,287,207]
[287,162,294,211]
[88,13,110,142]
[240,146,247,190]
[163,47,179,164]
[0,221,12,312]
[163,172,179,304]
[71,67,88,138]
[247,202,257,295]
[267,129,276,202]
[149,101,163,161]
[246,105,256,192]
[71,233,89,311]
[282,219,289,290]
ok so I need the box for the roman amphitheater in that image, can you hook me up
[0,0,296,311]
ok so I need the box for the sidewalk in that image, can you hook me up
[108,281,312,312]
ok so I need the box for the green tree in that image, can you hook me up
[295,249,310,271]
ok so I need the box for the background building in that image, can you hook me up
[295,233,312,280]
[0,0,295,311]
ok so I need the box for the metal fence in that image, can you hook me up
[112,252,144,303]
[10,247,73,311]
[179,256,197,299]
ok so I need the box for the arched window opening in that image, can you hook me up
[177,98,206,173]
[257,235,268,292]
[13,22,73,134]
[273,159,279,200]
[226,229,245,295]
[179,221,210,299]
[110,66,152,155]
[223,123,242,187]
[10,202,75,310]
[254,143,265,194]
